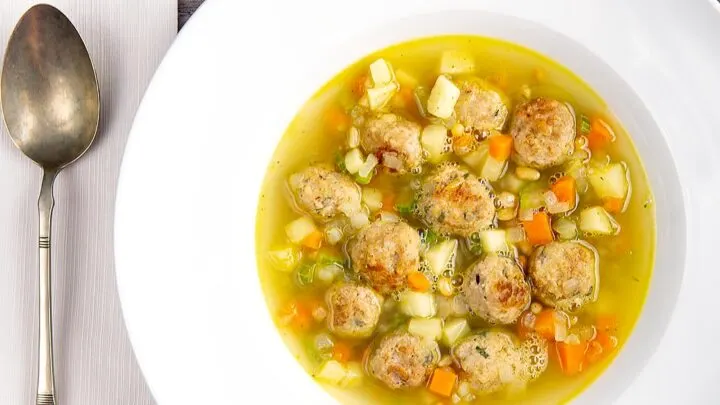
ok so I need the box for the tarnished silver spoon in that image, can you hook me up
[1,5,100,405]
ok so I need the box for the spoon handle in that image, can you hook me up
[37,169,57,405]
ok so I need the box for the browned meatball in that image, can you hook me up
[325,283,382,339]
[510,97,576,169]
[361,113,423,174]
[416,164,496,237]
[462,255,531,324]
[529,241,599,312]
[367,332,440,389]
[452,331,526,395]
[350,220,421,294]
[454,79,509,134]
[288,165,361,220]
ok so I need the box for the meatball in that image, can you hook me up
[325,283,382,338]
[452,331,527,395]
[462,255,531,324]
[350,220,421,294]
[416,164,496,237]
[529,241,599,312]
[361,113,423,174]
[454,79,509,134]
[510,97,576,169]
[368,332,440,389]
[288,165,362,220]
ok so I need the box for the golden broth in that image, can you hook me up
[256,36,655,405]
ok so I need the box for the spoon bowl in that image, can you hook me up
[1,4,99,169]
[0,5,100,405]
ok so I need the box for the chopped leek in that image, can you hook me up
[413,86,430,117]
[519,184,546,213]
[285,216,318,244]
[421,124,451,164]
[579,114,592,135]
[480,155,507,181]
[427,76,460,119]
[441,318,470,347]
[579,206,620,236]
[588,162,629,200]
[362,187,384,212]
[425,239,458,276]
[295,263,315,286]
[344,148,364,174]
[439,50,476,75]
[399,291,437,318]
[553,217,578,240]
[408,318,443,341]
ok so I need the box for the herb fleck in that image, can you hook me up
[475,346,489,358]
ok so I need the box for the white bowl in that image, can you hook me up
[115,1,720,404]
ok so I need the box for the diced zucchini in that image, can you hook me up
[340,362,364,387]
[369,58,395,87]
[344,149,364,174]
[394,69,418,88]
[461,141,489,170]
[268,246,302,272]
[553,217,578,240]
[421,124,450,164]
[519,184,546,212]
[480,155,507,181]
[408,318,443,341]
[441,318,470,347]
[579,206,620,236]
[439,50,476,75]
[367,82,398,111]
[500,173,526,194]
[316,249,344,265]
[399,291,437,318]
[427,76,460,119]
[479,229,508,253]
[588,162,630,200]
[315,360,347,385]
[425,239,458,276]
[285,216,318,244]
[362,187,384,212]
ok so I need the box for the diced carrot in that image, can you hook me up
[550,176,576,206]
[585,331,617,364]
[279,299,312,331]
[325,107,351,133]
[522,211,554,246]
[301,230,324,250]
[595,314,618,333]
[489,135,513,161]
[556,341,589,376]
[408,271,431,292]
[392,87,414,109]
[594,331,617,351]
[381,193,396,212]
[603,197,624,214]
[332,341,354,363]
[488,72,508,89]
[351,74,368,98]
[587,118,615,152]
[428,367,458,398]
[534,309,557,340]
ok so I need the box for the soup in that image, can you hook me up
[256,36,654,404]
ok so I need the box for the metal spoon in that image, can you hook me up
[1,5,100,405]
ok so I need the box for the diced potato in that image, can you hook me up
[501,173,526,194]
[480,155,507,181]
[362,187,384,212]
[395,69,419,88]
[461,148,487,170]
[369,58,395,87]
[421,124,450,164]
[553,217,578,240]
[341,362,364,387]
[439,50,476,75]
[479,230,508,253]
[579,206,620,236]
[427,76,460,119]
[344,148,364,174]
[588,162,629,200]
[285,216,318,244]
[400,291,437,318]
[267,246,302,272]
[316,360,347,385]
[425,239,458,276]
[367,83,398,111]
[408,318,443,341]
[442,318,470,347]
